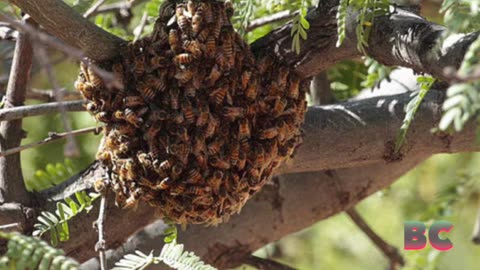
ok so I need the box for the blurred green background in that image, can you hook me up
[2,0,480,269]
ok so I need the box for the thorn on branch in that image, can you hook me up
[346,208,404,270]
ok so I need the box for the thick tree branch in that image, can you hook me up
[82,155,429,269]
[32,86,478,263]
[0,17,33,205]
[8,0,125,61]
[367,10,478,82]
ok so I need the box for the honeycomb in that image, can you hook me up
[75,0,308,225]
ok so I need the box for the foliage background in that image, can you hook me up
[2,0,480,269]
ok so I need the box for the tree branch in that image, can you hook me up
[366,9,478,82]
[0,100,86,122]
[0,16,33,205]
[346,208,404,269]
[8,0,125,61]
[0,126,101,158]
[32,83,478,263]
[82,155,429,269]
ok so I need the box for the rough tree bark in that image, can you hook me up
[0,17,33,206]
[1,0,480,268]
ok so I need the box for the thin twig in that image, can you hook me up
[346,208,404,270]
[34,45,79,157]
[0,12,123,90]
[84,0,107,18]
[0,126,102,158]
[247,10,299,32]
[0,222,20,231]
[244,255,297,270]
[94,194,108,270]
[133,11,149,42]
[0,100,86,122]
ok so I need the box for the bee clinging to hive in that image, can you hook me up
[75,0,308,225]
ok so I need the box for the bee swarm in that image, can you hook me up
[76,0,307,225]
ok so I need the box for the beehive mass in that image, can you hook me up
[75,0,308,225]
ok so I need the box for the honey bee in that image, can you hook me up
[187,0,196,16]
[209,156,231,170]
[193,195,214,206]
[238,118,250,139]
[196,28,209,42]
[176,126,190,142]
[200,2,213,24]
[206,65,222,86]
[192,14,203,35]
[170,183,187,195]
[224,1,234,18]
[175,68,194,83]
[223,107,244,120]
[176,4,186,18]
[213,18,223,39]
[273,98,288,116]
[96,151,112,164]
[124,96,145,107]
[147,75,167,92]
[209,85,227,105]
[171,164,184,180]
[169,88,179,110]
[183,40,202,58]
[176,53,194,65]
[150,55,169,69]
[169,29,180,52]
[75,80,94,99]
[154,159,171,178]
[138,82,156,101]
[187,169,202,184]
[177,15,191,36]
[205,115,218,138]
[95,112,110,122]
[182,101,195,124]
[134,56,146,76]
[277,67,289,89]
[87,66,102,88]
[172,111,185,124]
[206,35,216,58]
[207,138,224,155]
[241,70,251,90]
[236,151,247,170]
[253,146,265,167]
[258,127,278,140]
[196,106,209,126]
[124,108,143,127]
[245,79,257,100]
[229,142,239,166]
[207,170,223,194]
[222,34,234,67]
[85,102,98,112]
[155,177,173,190]
[257,56,273,74]
[188,186,211,196]
[94,177,108,193]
